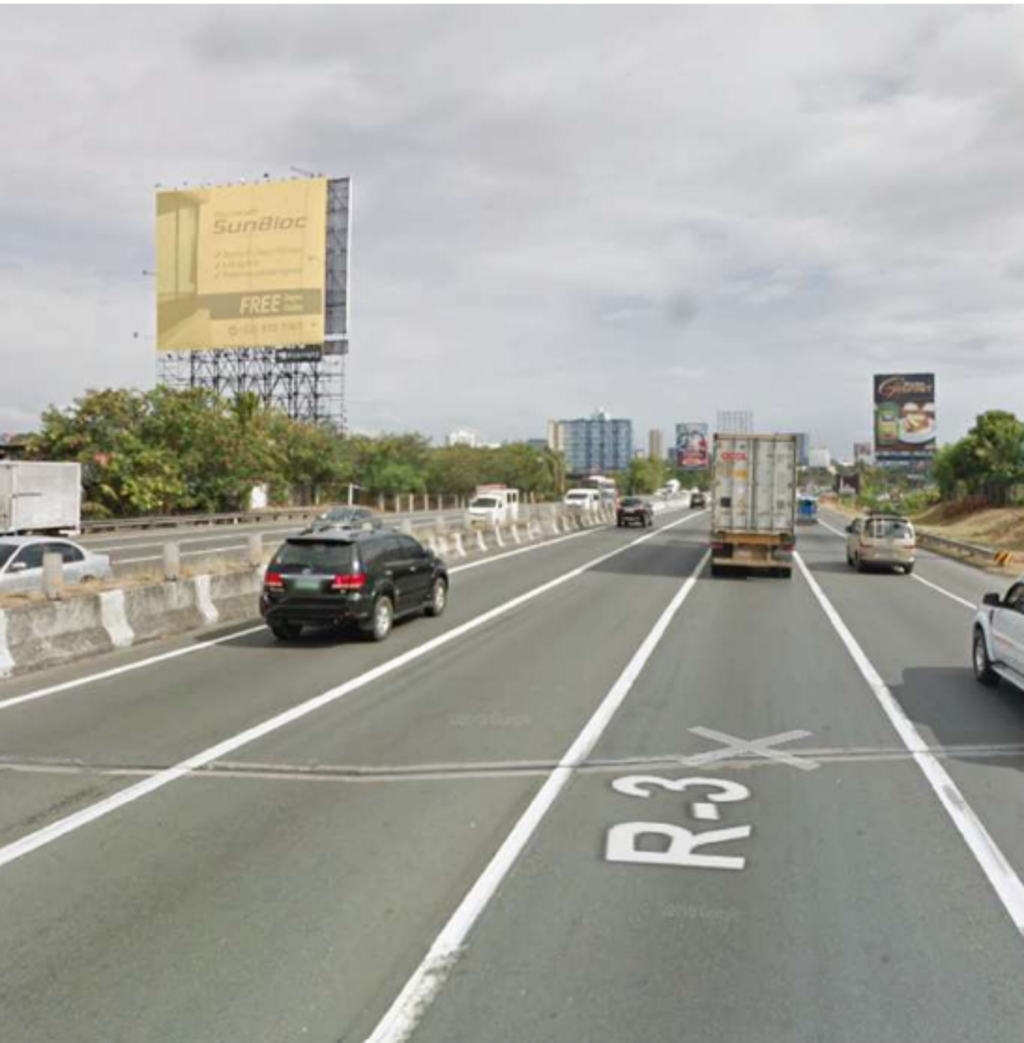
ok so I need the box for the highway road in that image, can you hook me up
[2,505,1023,1042]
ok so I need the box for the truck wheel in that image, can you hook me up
[855,555,867,573]
[778,568,793,580]
[711,563,724,577]
[973,629,999,686]
[903,563,915,575]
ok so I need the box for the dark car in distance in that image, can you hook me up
[260,530,448,642]
[304,506,382,534]
[617,496,654,528]
[690,490,707,508]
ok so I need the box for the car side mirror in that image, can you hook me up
[983,593,1003,607]
[8,561,27,572]
[845,524,854,534]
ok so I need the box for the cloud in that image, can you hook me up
[1,6,1024,455]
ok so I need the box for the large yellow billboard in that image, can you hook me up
[156,178,328,351]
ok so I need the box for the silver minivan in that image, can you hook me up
[845,514,916,574]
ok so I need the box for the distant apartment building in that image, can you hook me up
[854,442,873,465]
[553,409,633,475]
[716,410,754,435]
[648,428,664,461]
[809,447,832,470]
[446,428,479,448]
[794,432,810,467]
[524,438,549,451]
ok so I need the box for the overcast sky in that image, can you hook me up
[1,5,1023,456]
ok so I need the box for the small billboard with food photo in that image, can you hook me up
[873,373,936,462]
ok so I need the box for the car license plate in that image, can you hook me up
[292,576,322,592]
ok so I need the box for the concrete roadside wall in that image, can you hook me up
[0,501,646,680]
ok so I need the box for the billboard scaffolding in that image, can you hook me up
[155,176,351,429]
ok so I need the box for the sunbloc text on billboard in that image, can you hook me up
[676,423,710,470]
[874,373,936,463]
[157,178,333,352]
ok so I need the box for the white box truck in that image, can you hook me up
[0,461,82,535]
[710,434,797,578]
[468,484,521,525]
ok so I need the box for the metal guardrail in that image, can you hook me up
[917,530,1017,566]
[79,502,473,534]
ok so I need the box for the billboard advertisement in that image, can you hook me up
[874,373,936,462]
[676,422,710,470]
[156,178,329,351]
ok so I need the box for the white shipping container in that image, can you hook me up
[0,462,82,534]
[711,434,797,536]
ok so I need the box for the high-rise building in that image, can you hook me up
[446,428,479,448]
[716,410,754,435]
[795,432,810,467]
[556,409,633,475]
[648,428,664,461]
[546,418,565,453]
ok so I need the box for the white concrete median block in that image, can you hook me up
[476,530,487,553]
[0,611,13,678]
[194,574,219,624]
[493,526,505,548]
[99,590,135,648]
[452,532,466,558]
[510,525,521,545]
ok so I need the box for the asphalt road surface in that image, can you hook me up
[2,505,1023,1043]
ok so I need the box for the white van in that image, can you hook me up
[468,485,521,525]
[564,488,601,511]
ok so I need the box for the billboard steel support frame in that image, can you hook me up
[157,348,346,431]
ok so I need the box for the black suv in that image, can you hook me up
[617,496,654,528]
[260,530,448,642]
[690,490,706,508]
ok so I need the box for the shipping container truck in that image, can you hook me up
[710,434,797,578]
[0,462,82,535]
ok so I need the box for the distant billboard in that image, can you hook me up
[676,422,710,470]
[156,177,351,352]
[874,373,936,463]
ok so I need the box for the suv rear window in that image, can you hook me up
[271,541,358,572]
[621,497,643,506]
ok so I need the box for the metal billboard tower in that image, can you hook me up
[155,175,352,431]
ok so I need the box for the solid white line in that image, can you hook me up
[795,551,1024,937]
[0,513,705,870]
[818,516,977,610]
[909,572,977,610]
[363,550,711,1043]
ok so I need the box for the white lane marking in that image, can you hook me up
[685,726,820,772]
[0,512,694,712]
[363,550,709,1043]
[818,515,977,611]
[0,519,706,871]
[796,551,1024,937]
[0,625,268,713]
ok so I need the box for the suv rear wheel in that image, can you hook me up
[362,594,394,642]
[425,577,448,617]
[270,621,302,641]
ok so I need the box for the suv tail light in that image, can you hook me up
[265,571,284,590]
[331,572,367,590]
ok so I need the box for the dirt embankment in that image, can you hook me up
[913,504,1024,553]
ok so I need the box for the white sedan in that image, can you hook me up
[0,536,113,593]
